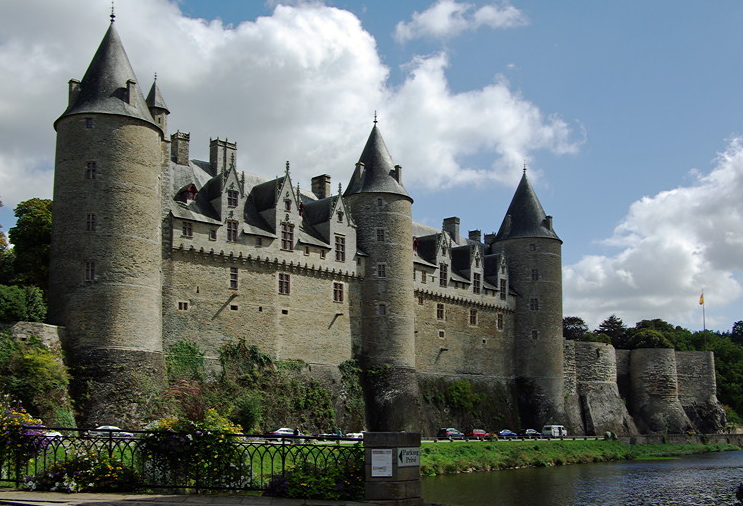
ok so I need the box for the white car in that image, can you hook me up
[89,425,133,438]
[346,432,363,440]
[265,427,300,439]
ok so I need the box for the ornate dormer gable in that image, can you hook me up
[435,231,453,287]
[483,252,508,299]
[327,185,356,265]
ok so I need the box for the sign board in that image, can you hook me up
[371,449,393,477]
[397,447,420,467]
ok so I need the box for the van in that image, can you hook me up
[541,425,567,437]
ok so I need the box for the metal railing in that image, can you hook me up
[0,427,363,492]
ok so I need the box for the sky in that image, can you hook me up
[1,0,742,333]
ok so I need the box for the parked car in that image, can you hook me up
[89,426,133,438]
[541,425,568,437]
[346,432,364,440]
[314,431,342,440]
[436,428,465,439]
[265,427,300,439]
[518,428,541,438]
[464,428,489,440]
[498,429,517,438]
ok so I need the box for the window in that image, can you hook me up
[333,282,344,303]
[377,304,387,316]
[86,213,97,232]
[230,305,238,311]
[421,271,427,284]
[469,308,478,326]
[227,190,238,207]
[497,313,504,330]
[532,330,539,339]
[85,261,95,281]
[376,263,386,278]
[304,246,310,256]
[255,237,262,247]
[473,273,481,294]
[436,303,445,320]
[178,301,189,311]
[439,263,448,287]
[227,220,238,242]
[281,223,294,250]
[529,243,536,251]
[182,221,192,237]
[284,199,292,211]
[209,229,217,241]
[376,228,385,242]
[85,118,93,129]
[279,273,290,295]
[335,235,345,262]
[418,295,424,305]
[320,250,326,259]
[85,161,97,179]
[530,298,539,311]
[438,330,445,339]
[531,269,539,280]
[376,197,383,206]
[337,211,344,223]
[229,267,238,289]
[441,245,447,256]
[499,279,506,300]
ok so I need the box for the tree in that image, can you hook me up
[0,196,14,285]
[0,285,46,323]
[731,321,743,346]
[595,314,629,348]
[563,316,588,340]
[626,328,673,349]
[8,198,52,291]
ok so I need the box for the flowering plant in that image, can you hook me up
[24,451,140,492]
[141,409,246,488]
[0,402,50,472]
[264,457,364,501]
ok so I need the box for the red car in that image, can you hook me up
[465,429,489,440]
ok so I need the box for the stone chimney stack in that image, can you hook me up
[443,217,460,242]
[469,229,481,242]
[170,132,190,165]
[68,79,81,106]
[311,174,332,199]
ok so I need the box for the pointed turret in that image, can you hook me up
[55,20,156,129]
[146,76,169,133]
[495,172,560,242]
[344,124,410,200]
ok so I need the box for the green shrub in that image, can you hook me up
[165,340,205,382]
[0,285,46,322]
[265,458,364,500]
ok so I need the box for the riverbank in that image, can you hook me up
[418,440,740,475]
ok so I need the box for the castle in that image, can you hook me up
[47,18,725,435]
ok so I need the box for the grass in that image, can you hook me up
[418,440,740,476]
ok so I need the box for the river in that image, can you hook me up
[421,450,743,506]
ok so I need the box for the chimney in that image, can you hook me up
[210,138,237,176]
[126,79,137,106]
[544,216,553,231]
[484,233,497,245]
[311,174,332,199]
[443,217,460,242]
[468,229,481,242]
[68,79,81,106]
[393,164,403,185]
[171,131,190,165]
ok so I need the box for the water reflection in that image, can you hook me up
[421,450,743,506]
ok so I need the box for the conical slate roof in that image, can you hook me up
[344,124,410,200]
[55,21,156,128]
[495,172,561,242]
[146,79,169,112]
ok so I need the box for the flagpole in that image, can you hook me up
[700,289,706,333]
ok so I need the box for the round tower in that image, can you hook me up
[48,18,166,425]
[493,170,565,429]
[344,122,420,431]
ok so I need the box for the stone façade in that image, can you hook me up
[45,19,724,434]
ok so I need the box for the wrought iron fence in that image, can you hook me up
[0,427,364,492]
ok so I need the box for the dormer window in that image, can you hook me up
[439,263,448,287]
[413,238,418,253]
[284,199,292,212]
[227,190,238,208]
[337,211,344,223]
[185,184,198,203]
[281,223,294,251]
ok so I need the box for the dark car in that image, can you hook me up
[464,428,489,440]
[518,428,541,438]
[436,428,465,439]
[498,429,517,438]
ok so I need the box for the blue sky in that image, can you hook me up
[1,0,742,332]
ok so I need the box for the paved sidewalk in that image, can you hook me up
[0,490,376,506]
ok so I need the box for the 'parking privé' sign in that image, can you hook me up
[397,447,420,467]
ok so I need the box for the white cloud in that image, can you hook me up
[394,0,528,43]
[564,138,743,330]
[0,0,570,219]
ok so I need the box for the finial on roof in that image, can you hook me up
[523,160,527,175]
[285,160,290,175]
[110,1,116,23]
[154,72,157,82]
[338,182,342,195]
[373,111,378,125]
